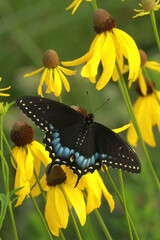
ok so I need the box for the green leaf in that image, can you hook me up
[0,193,9,229]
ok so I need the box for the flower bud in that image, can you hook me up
[46,165,67,186]
[93,9,115,33]
[43,49,59,68]
[141,0,156,11]
[10,121,33,146]
[139,49,148,66]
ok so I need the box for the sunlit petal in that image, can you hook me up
[58,65,76,76]
[145,61,160,72]
[37,68,48,97]
[112,123,131,134]
[139,69,147,95]
[25,147,34,181]
[96,32,116,90]
[62,184,86,226]
[81,33,105,78]
[53,68,62,97]
[57,67,70,92]
[45,188,60,236]
[24,67,44,77]
[55,187,69,228]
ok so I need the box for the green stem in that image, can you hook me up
[94,209,112,240]
[29,193,54,240]
[33,169,46,202]
[0,117,18,240]
[103,167,140,240]
[91,0,98,10]
[59,96,63,103]
[87,215,94,240]
[142,66,160,105]
[150,10,160,51]
[118,170,133,240]
[3,133,17,167]
[116,61,160,192]
[60,185,82,240]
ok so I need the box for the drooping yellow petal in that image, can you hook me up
[37,68,48,97]
[145,61,160,72]
[81,173,102,214]
[111,31,124,81]
[81,33,105,78]
[30,140,51,167]
[95,171,115,213]
[45,68,53,94]
[96,32,116,90]
[15,180,30,207]
[11,146,19,169]
[25,147,34,181]
[112,123,131,134]
[57,67,70,92]
[24,67,44,77]
[66,0,82,15]
[61,35,99,67]
[16,147,27,181]
[138,69,147,95]
[58,65,76,76]
[127,97,156,147]
[53,68,62,97]
[113,28,140,82]
[62,184,86,226]
[45,188,60,236]
[55,187,69,228]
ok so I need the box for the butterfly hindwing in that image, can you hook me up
[92,122,141,173]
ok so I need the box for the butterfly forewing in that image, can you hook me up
[16,96,84,132]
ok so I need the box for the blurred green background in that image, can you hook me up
[0,0,160,239]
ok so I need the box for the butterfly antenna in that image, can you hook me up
[86,91,92,113]
[93,98,110,114]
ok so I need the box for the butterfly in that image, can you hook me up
[16,96,141,186]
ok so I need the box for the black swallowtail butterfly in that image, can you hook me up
[16,96,141,185]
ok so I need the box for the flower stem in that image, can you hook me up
[103,166,140,240]
[33,169,46,202]
[118,170,133,240]
[60,185,82,240]
[94,209,112,240]
[150,10,160,51]
[29,192,54,240]
[91,0,98,10]
[87,216,94,240]
[0,117,18,240]
[116,61,160,192]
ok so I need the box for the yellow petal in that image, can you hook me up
[62,184,86,226]
[55,187,69,228]
[112,123,132,134]
[53,68,62,97]
[81,33,105,78]
[24,67,44,77]
[138,69,147,95]
[45,68,54,93]
[57,67,70,92]
[11,146,19,169]
[81,173,102,214]
[113,28,140,82]
[15,181,30,207]
[37,68,48,97]
[45,188,60,236]
[145,61,160,72]
[111,32,124,81]
[96,171,115,212]
[30,141,51,167]
[66,0,82,15]
[58,65,76,76]
[96,32,116,90]
[61,35,99,67]
[16,148,27,181]
[25,147,34,181]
